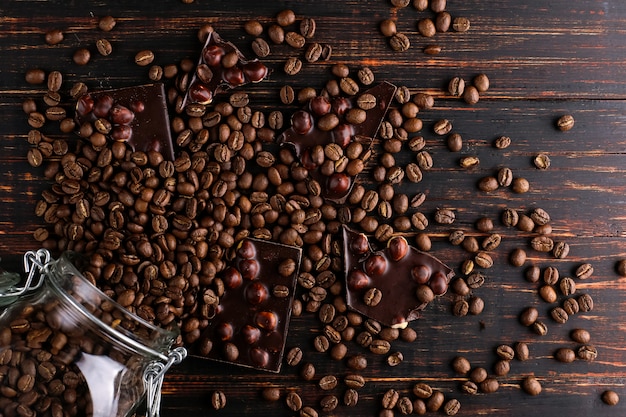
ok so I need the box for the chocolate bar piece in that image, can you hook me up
[74,83,175,161]
[193,238,301,372]
[278,82,397,203]
[185,29,269,106]
[342,226,454,328]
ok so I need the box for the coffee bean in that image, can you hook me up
[73,48,91,65]
[412,382,433,399]
[453,17,471,32]
[448,77,465,97]
[557,114,575,131]
[532,236,555,251]
[534,153,551,170]
[135,50,154,66]
[382,389,399,409]
[576,263,594,279]
[479,378,499,394]
[451,356,471,374]
[519,307,538,327]
[602,390,620,406]
[554,347,576,363]
[578,293,594,312]
[300,362,316,380]
[515,342,530,361]
[45,29,64,45]
[320,395,338,412]
[95,38,112,56]
[461,381,478,395]
[262,387,281,402]
[389,33,410,52]
[560,277,576,296]
[570,328,591,344]
[345,374,366,389]
[318,375,338,391]
[387,351,403,367]
[286,391,303,411]
[98,15,116,31]
[380,19,397,37]
[563,297,580,315]
[521,376,542,395]
[578,345,598,361]
[509,248,526,267]
[244,20,263,36]
[496,344,515,361]
[252,38,271,58]
[550,307,568,324]
[417,18,436,37]
[553,241,570,259]
[276,9,296,26]
[494,135,512,149]
[511,177,530,193]
[532,321,548,336]
[539,285,557,303]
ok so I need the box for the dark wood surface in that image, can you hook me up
[3,1,626,416]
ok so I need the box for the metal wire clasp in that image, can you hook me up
[143,346,187,417]
[0,249,51,300]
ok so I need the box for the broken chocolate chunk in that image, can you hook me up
[74,83,175,161]
[278,81,397,203]
[342,226,454,328]
[193,238,301,372]
[185,29,269,106]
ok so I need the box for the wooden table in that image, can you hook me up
[2,1,626,416]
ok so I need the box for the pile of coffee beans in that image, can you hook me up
[17,2,624,416]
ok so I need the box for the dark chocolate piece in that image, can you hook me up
[185,29,269,106]
[342,226,454,328]
[277,81,397,203]
[193,238,301,372]
[74,83,175,161]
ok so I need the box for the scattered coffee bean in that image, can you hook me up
[602,390,620,406]
[557,114,575,131]
[554,347,576,363]
[521,376,542,395]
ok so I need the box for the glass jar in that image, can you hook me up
[0,249,186,417]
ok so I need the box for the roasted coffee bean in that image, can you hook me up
[426,390,445,411]
[286,391,303,411]
[578,293,594,312]
[451,356,471,374]
[211,391,227,410]
[539,285,557,303]
[494,135,511,149]
[519,307,538,327]
[252,38,271,58]
[560,277,576,296]
[532,321,548,336]
[453,17,471,32]
[509,248,527,267]
[448,77,465,97]
[570,328,591,344]
[479,378,499,394]
[554,347,576,363]
[347,354,367,370]
[521,376,542,396]
[553,241,570,259]
[550,307,569,324]
[461,381,478,395]
[389,33,410,52]
[318,375,338,390]
[496,344,515,361]
[511,177,530,193]
[380,19,397,37]
[578,345,598,361]
[412,382,433,399]
[602,390,620,406]
[447,133,463,151]
[320,395,338,412]
[576,263,594,279]
[515,342,530,361]
[286,347,303,366]
[563,297,580,315]
[557,114,575,131]
[382,389,399,409]
[417,18,436,37]
[300,362,316,381]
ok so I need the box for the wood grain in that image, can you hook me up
[2,1,626,416]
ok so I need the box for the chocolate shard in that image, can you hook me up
[277,81,397,203]
[193,238,301,373]
[342,226,454,328]
[184,29,269,106]
[74,83,175,161]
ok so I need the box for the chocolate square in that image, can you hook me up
[74,83,175,161]
[193,238,301,372]
[342,226,454,328]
